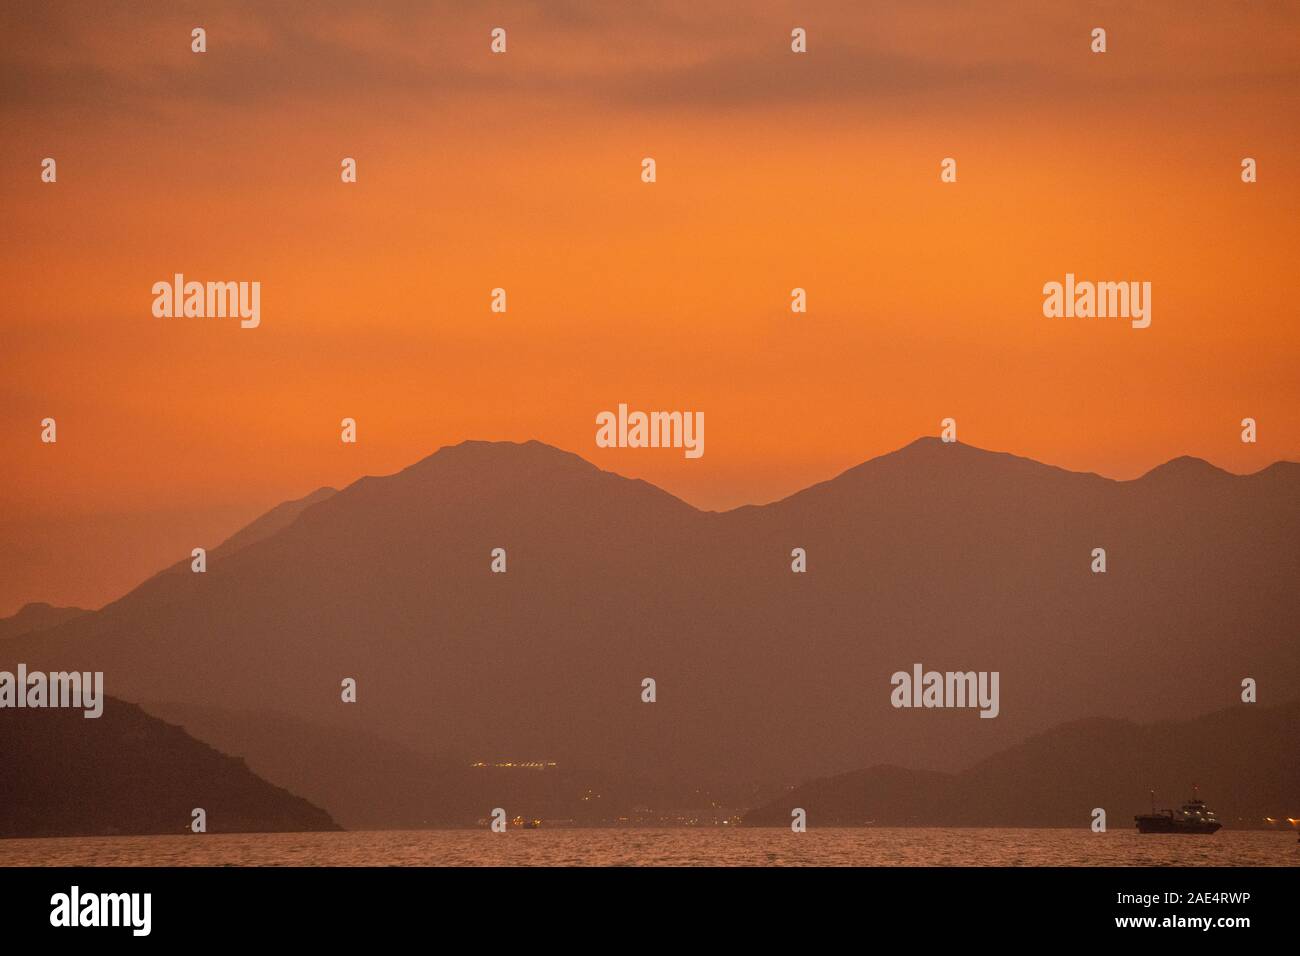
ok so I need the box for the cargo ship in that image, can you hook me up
[1135,787,1222,834]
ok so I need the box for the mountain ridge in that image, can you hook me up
[742,701,1300,828]
[15,437,1290,621]
[0,696,340,837]
[0,602,89,641]
[3,435,1296,825]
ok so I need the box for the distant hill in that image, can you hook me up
[0,603,87,640]
[0,487,334,635]
[742,701,1300,828]
[207,486,336,562]
[141,700,760,828]
[143,484,339,585]
[3,438,1296,826]
[0,697,339,837]
[140,700,485,829]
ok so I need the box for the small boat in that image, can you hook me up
[1135,786,1222,834]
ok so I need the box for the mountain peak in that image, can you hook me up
[1138,456,1232,483]
[865,436,1092,475]
[324,437,700,525]
[403,438,597,474]
[765,435,1101,510]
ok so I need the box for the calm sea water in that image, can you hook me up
[1,828,1295,867]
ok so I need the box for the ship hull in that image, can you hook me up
[1134,816,1222,834]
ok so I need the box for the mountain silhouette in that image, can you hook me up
[139,699,749,828]
[2,438,1296,825]
[741,701,1300,828]
[0,602,88,640]
[205,485,337,562]
[0,697,338,837]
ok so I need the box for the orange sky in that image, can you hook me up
[2,0,1298,614]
